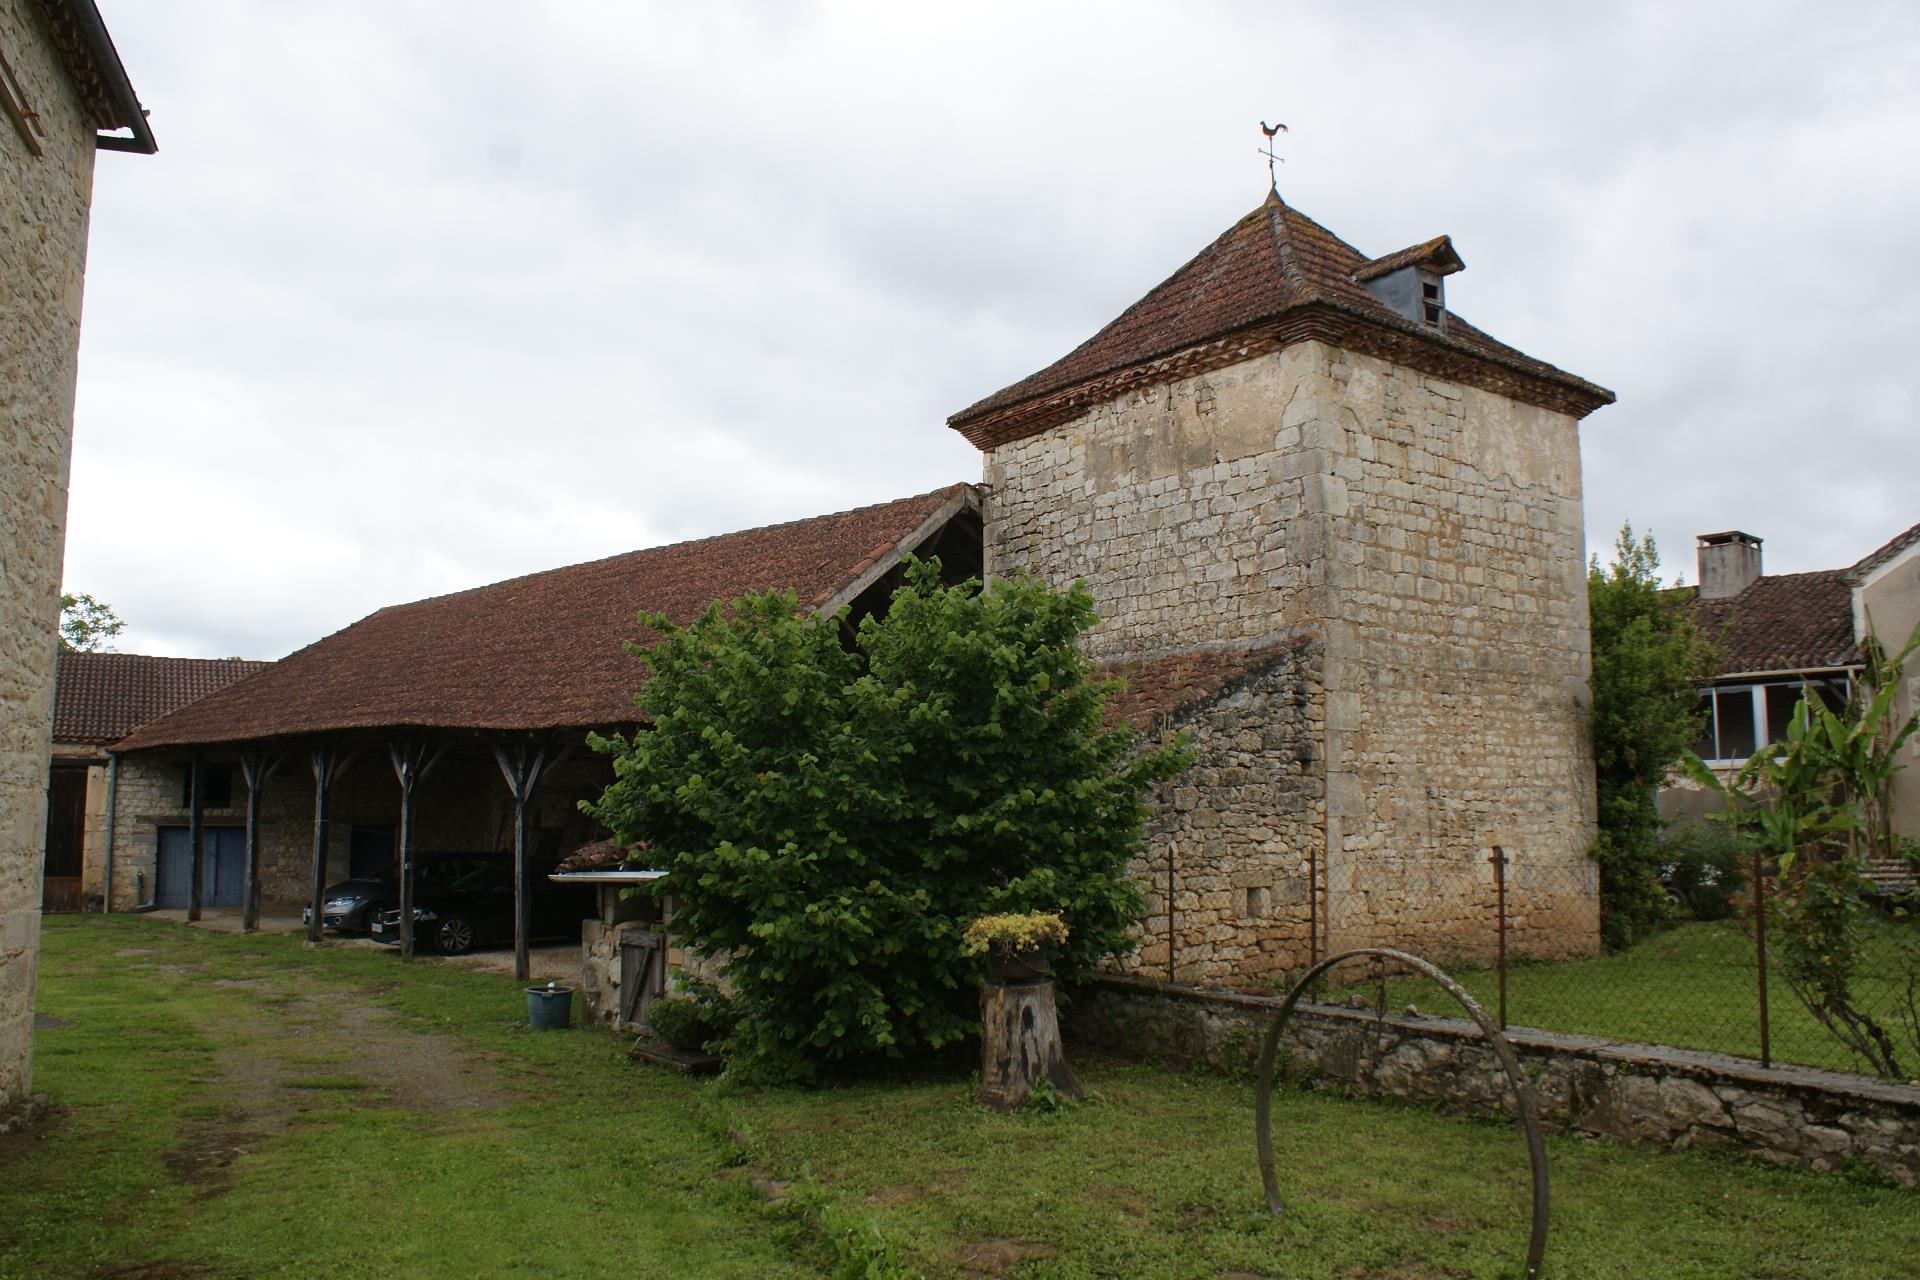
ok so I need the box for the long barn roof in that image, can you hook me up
[115,485,976,751]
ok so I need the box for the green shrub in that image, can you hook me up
[1659,824,1751,921]
[1586,524,1722,950]
[587,559,1190,1082]
[646,995,730,1052]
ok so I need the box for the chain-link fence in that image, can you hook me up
[1286,846,1920,1081]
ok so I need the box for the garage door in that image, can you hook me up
[156,826,245,908]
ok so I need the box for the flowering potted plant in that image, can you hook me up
[962,911,1070,983]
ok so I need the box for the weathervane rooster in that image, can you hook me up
[1259,120,1287,190]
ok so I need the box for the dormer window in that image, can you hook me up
[1354,237,1463,332]
[1419,272,1445,329]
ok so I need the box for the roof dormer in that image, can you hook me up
[1353,235,1465,332]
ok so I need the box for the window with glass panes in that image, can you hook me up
[1692,676,1852,762]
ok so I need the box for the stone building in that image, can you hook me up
[1667,521,1920,890]
[1,0,153,1120]
[44,652,267,912]
[949,190,1616,984]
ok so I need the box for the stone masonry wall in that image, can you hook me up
[1,0,100,1114]
[985,344,1332,664]
[1119,644,1326,986]
[985,346,1336,985]
[1312,347,1598,961]
[984,338,1599,977]
[1069,976,1920,1187]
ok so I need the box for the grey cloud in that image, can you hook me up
[61,0,1920,659]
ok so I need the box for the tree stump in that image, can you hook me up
[977,978,1081,1111]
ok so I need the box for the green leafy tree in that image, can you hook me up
[58,592,125,652]
[587,560,1189,1082]
[1587,524,1721,948]
[1683,618,1920,1079]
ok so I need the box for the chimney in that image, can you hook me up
[1696,531,1763,600]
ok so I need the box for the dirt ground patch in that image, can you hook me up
[155,978,513,1199]
[158,1125,263,1199]
[956,1238,1056,1275]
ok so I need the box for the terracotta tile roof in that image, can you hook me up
[948,192,1612,449]
[1689,571,1861,676]
[114,486,977,752]
[1100,637,1317,733]
[53,652,269,746]
[1350,235,1464,283]
[1846,519,1920,583]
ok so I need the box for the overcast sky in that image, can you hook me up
[64,0,1920,659]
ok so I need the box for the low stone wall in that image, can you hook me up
[1067,975,1920,1187]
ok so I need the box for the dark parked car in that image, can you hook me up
[369,860,593,955]
[300,854,497,933]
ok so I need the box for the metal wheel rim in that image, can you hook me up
[1253,946,1550,1279]
[439,918,473,953]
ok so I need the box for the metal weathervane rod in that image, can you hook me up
[1260,119,1288,190]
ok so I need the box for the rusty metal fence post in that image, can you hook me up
[1754,843,1771,1069]
[1490,846,1509,1030]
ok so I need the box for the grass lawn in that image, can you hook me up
[3,916,1915,1280]
[1340,919,1920,1076]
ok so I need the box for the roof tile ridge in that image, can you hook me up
[57,650,268,669]
[1845,519,1920,582]
[1262,194,1316,303]
[366,483,975,619]
[1757,568,1850,585]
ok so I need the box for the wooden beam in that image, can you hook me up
[389,740,446,960]
[238,751,285,933]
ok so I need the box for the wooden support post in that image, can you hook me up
[186,753,205,922]
[977,978,1081,1112]
[493,738,572,982]
[389,740,445,960]
[494,740,548,984]
[306,744,358,944]
[238,751,284,933]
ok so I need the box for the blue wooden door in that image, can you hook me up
[156,827,190,907]
[206,827,244,907]
[156,826,244,908]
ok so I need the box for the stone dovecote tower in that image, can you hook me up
[949,191,1615,984]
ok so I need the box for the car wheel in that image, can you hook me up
[434,915,476,956]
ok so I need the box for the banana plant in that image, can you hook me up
[1679,616,1920,1079]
